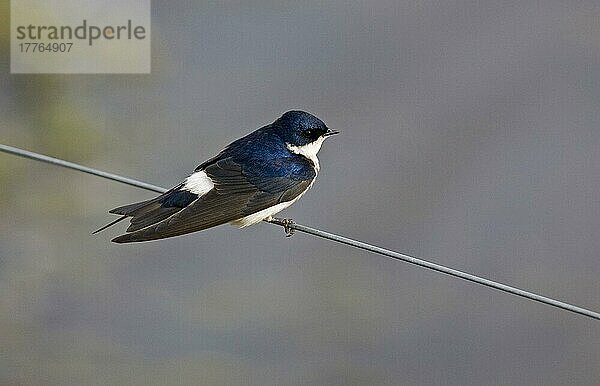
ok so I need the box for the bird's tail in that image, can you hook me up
[92,215,128,234]
[109,200,156,215]
[92,198,157,234]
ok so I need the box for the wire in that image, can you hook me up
[2,143,599,321]
[0,144,166,194]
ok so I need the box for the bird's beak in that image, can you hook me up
[323,128,340,137]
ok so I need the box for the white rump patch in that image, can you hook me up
[183,170,214,196]
[286,136,326,172]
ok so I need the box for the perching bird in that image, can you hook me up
[94,110,339,243]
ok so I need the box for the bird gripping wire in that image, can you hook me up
[1,143,599,321]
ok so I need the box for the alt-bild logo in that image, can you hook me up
[11,0,151,74]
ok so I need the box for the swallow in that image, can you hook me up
[94,110,339,243]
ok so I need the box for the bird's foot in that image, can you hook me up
[266,217,296,237]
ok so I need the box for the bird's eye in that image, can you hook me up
[303,129,313,137]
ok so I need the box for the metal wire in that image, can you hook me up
[0,144,166,194]
[2,143,599,321]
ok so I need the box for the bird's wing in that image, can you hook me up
[111,156,315,243]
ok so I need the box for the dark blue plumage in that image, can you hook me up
[196,111,330,175]
[96,110,338,243]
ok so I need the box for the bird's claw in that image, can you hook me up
[282,218,295,237]
[267,217,296,237]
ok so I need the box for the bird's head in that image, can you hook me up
[272,110,339,151]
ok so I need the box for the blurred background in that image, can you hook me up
[1,1,599,384]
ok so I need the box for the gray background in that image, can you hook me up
[1,1,599,384]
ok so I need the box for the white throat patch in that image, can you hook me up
[286,136,326,172]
